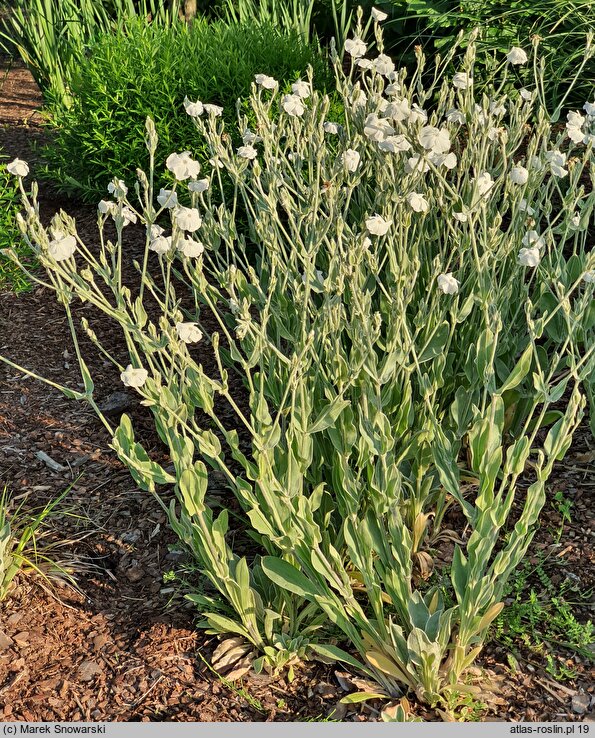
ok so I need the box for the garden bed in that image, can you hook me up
[0,60,593,723]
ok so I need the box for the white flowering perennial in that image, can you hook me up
[48,232,77,262]
[255,74,278,90]
[173,206,202,232]
[166,151,201,181]
[6,23,594,711]
[452,72,470,90]
[341,148,361,172]
[506,47,528,65]
[237,145,258,160]
[437,273,460,294]
[7,158,29,177]
[183,97,204,117]
[120,365,148,388]
[107,179,127,198]
[509,165,529,185]
[407,192,430,213]
[175,322,203,343]
[281,94,305,117]
[344,37,367,58]
[157,188,179,208]
[365,214,392,235]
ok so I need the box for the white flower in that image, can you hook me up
[183,97,204,117]
[453,210,468,222]
[519,199,535,216]
[568,212,582,230]
[177,237,204,258]
[6,158,29,177]
[437,273,459,294]
[522,230,545,249]
[173,206,202,232]
[150,224,164,239]
[418,125,450,153]
[489,99,507,117]
[429,151,457,169]
[242,129,261,146]
[452,72,470,90]
[357,58,374,70]
[344,38,367,58]
[566,110,585,143]
[157,188,178,208]
[209,158,224,169]
[567,111,585,129]
[204,104,223,116]
[445,108,465,124]
[292,80,310,99]
[378,134,411,153]
[237,145,258,160]
[98,199,116,216]
[281,94,305,117]
[188,178,210,193]
[519,88,533,101]
[255,74,277,89]
[518,247,540,267]
[120,365,148,388]
[545,150,568,178]
[583,100,595,116]
[48,233,77,262]
[121,206,137,226]
[366,214,391,236]
[301,269,325,285]
[566,127,585,144]
[229,298,240,314]
[166,151,200,180]
[371,6,388,21]
[405,155,430,174]
[384,98,411,122]
[341,149,360,172]
[475,172,494,196]
[107,179,127,198]
[385,82,400,95]
[374,54,395,77]
[150,235,172,254]
[323,121,341,134]
[175,321,203,343]
[408,104,427,124]
[487,126,501,142]
[509,165,529,185]
[407,192,430,213]
[583,270,595,283]
[364,113,395,141]
[506,47,528,65]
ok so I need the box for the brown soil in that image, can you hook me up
[0,59,593,723]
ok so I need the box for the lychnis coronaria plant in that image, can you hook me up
[3,8,594,710]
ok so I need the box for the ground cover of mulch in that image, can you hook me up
[0,59,593,723]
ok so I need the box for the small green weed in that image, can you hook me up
[494,554,593,681]
[0,484,81,600]
[197,651,265,713]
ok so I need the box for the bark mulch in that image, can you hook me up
[0,59,593,723]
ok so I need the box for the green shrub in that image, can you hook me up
[377,0,595,114]
[41,18,335,201]
[0,0,183,109]
[0,154,33,293]
[5,15,595,711]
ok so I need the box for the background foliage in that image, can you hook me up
[39,18,335,200]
